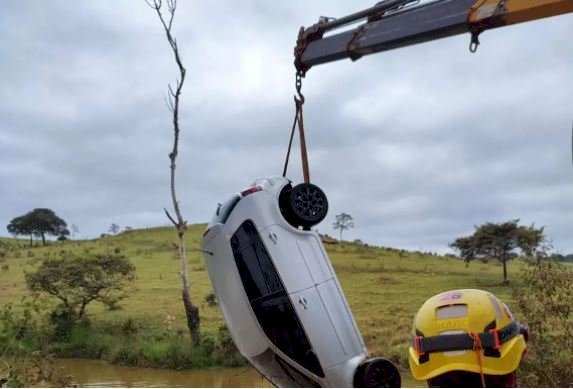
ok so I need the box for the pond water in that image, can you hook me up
[51,359,271,387]
[50,358,424,387]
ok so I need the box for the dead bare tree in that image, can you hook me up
[146,0,200,346]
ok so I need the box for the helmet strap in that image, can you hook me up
[469,332,486,388]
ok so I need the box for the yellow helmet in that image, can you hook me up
[408,289,528,381]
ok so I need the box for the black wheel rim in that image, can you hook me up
[364,361,401,388]
[292,185,326,220]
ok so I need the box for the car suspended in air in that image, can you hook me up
[201,176,400,387]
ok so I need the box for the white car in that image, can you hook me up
[201,176,400,387]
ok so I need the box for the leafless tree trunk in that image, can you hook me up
[146,0,200,346]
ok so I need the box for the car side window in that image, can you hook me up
[210,194,241,225]
[231,220,324,378]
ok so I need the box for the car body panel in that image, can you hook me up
[295,233,333,285]
[317,279,366,357]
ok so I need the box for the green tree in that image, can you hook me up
[7,214,34,246]
[108,223,120,235]
[7,208,69,246]
[449,219,544,283]
[333,213,354,241]
[25,253,135,321]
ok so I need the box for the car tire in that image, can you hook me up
[354,358,401,388]
[279,183,328,229]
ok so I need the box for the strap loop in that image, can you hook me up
[469,332,487,388]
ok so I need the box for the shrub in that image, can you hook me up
[1,353,73,387]
[205,292,217,307]
[26,252,136,321]
[215,325,245,366]
[513,258,573,387]
[120,317,139,336]
[49,307,76,341]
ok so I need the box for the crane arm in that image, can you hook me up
[294,0,573,75]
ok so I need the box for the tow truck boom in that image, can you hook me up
[295,0,573,74]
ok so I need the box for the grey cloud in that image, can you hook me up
[1,1,572,255]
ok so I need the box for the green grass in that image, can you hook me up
[0,225,524,375]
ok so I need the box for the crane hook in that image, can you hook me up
[295,71,305,104]
[469,31,480,53]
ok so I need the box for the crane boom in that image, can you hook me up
[295,0,573,74]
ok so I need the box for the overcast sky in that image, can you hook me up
[1,1,572,254]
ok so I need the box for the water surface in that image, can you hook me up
[51,358,423,387]
[53,359,271,388]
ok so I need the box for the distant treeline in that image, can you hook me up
[553,253,573,262]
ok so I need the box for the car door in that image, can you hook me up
[260,224,314,293]
[290,287,349,370]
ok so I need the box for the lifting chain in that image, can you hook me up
[282,71,311,184]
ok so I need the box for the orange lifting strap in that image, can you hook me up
[282,72,311,184]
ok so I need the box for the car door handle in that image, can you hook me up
[269,232,278,244]
[298,296,308,310]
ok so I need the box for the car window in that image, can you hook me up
[231,220,324,378]
[210,194,240,225]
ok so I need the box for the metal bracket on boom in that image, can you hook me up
[294,0,418,75]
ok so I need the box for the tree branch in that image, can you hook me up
[163,207,178,227]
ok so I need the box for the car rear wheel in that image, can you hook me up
[279,183,328,229]
[354,358,401,388]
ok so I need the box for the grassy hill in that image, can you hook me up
[0,225,523,373]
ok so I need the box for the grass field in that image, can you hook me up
[0,225,524,375]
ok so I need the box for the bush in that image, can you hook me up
[49,307,77,341]
[215,325,245,366]
[1,304,33,341]
[513,258,573,387]
[1,353,73,387]
[0,298,54,354]
[120,317,139,336]
[205,292,217,307]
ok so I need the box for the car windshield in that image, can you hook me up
[210,194,241,225]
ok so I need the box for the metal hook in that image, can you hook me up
[295,71,305,104]
[469,31,480,53]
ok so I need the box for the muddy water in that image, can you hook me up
[52,359,272,388]
[52,358,423,387]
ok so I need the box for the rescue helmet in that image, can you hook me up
[408,289,528,381]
